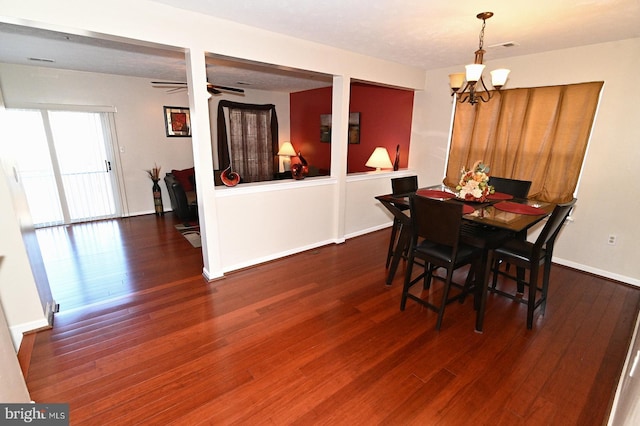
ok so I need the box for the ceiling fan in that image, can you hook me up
[151,81,245,95]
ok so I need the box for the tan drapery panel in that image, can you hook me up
[444,81,603,203]
[229,108,274,183]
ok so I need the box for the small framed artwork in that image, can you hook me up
[320,113,332,142]
[348,112,360,144]
[320,112,360,144]
[164,106,191,137]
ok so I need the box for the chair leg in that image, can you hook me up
[516,266,526,294]
[540,257,553,316]
[435,268,454,330]
[490,258,500,290]
[400,253,415,311]
[386,219,400,268]
[423,264,435,290]
[461,258,479,303]
[526,264,538,329]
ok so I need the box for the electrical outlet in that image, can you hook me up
[608,235,617,245]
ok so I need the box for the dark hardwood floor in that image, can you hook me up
[24,213,640,425]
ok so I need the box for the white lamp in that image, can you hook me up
[365,147,393,171]
[277,141,297,171]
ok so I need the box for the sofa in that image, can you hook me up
[164,168,197,221]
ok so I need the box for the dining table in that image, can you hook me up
[375,184,555,332]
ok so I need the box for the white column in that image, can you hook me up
[330,75,351,243]
[185,48,223,280]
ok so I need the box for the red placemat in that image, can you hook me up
[494,201,545,215]
[462,204,475,215]
[416,189,456,199]
[487,192,514,200]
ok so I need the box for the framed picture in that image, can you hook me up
[164,106,191,137]
[320,112,360,144]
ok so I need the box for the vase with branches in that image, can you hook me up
[146,164,163,216]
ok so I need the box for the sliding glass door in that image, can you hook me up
[2,109,120,227]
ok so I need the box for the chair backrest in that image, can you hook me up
[392,175,418,195]
[489,176,532,199]
[410,195,462,248]
[534,198,577,250]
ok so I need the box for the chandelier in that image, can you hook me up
[449,12,510,105]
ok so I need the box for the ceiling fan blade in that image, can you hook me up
[151,81,187,86]
[206,86,222,95]
[151,81,243,95]
[210,85,245,93]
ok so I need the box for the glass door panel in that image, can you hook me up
[48,111,117,222]
[1,109,64,226]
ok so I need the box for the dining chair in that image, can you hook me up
[385,175,418,268]
[489,176,532,198]
[488,177,533,276]
[401,194,481,330]
[490,198,577,329]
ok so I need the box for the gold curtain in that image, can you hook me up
[444,81,603,203]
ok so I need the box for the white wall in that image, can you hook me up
[412,38,640,285]
[0,63,194,216]
[0,158,49,349]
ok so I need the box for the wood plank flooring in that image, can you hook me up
[25,213,640,425]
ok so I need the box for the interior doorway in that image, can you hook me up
[2,108,121,227]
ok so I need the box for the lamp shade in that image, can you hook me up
[365,147,393,171]
[449,72,465,91]
[490,68,510,88]
[465,64,485,83]
[277,142,297,157]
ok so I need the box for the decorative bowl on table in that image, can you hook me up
[455,160,494,202]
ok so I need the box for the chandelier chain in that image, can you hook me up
[478,19,486,50]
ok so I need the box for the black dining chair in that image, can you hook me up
[401,195,481,330]
[490,198,577,329]
[488,176,533,274]
[385,175,418,268]
[489,176,532,199]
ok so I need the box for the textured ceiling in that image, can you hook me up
[152,0,640,69]
[0,0,638,92]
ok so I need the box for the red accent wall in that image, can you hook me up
[290,83,414,174]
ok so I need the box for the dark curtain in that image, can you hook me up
[217,100,278,183]
[445,81,603,203]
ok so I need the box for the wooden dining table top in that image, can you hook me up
[375,184,555,233]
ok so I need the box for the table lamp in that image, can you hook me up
[365,147,393,171]
[277,141,297,171]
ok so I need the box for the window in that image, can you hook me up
[445,81,603,203]
[216,101,278,184]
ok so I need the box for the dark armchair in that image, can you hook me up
[164,170,198,221]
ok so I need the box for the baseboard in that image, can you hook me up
[9,318,50,351]
[553,257,640,287]
[202,267,223,282]
[345,222,391,240]
[220,238,338,275]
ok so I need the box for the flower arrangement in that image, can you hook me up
[456,160,494,202]
[146,163,161,182]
